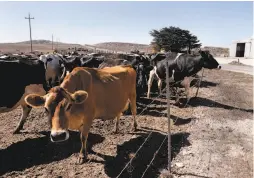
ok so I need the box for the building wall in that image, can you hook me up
[250,39,254,58]
[230,40,254,58]
[229,43,237,57]
[244,42,251,58]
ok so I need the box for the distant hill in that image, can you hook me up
[93,42,229,56]
[0,40,229,57]
[15,39,80,46]
[94,42,153,53]
[203,46,229,57]
[0,39,83,53]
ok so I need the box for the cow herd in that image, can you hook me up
[0,49,221,164]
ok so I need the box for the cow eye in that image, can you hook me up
[66,104,72,111]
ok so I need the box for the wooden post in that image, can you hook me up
[25,13,34,52]
[195,68,205,97]
[165,60,171,172]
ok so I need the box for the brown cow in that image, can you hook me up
[24,65,137,164]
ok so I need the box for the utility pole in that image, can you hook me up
[25,13,34,52]
[52,34,54,50]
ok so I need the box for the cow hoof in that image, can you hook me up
[174,102,180,107]
[132,126,137,132]
[76,155,86,165]
[114,130,119,134]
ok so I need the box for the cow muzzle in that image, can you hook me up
[217,65,221,70]
[50,130,69,142]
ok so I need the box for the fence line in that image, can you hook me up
[114,70,205,178]
[140,134,168,178]
[115,90,166,178]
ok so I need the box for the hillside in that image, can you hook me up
[94,42,229,56]
[94,42,153,53]
[0,40,83,53]
[203,46,229,57]
[0,40,229,57]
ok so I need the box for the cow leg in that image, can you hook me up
[129,93,137,131]
[181,77,191,107]
[78,121,92,164]
[48,78,53,88]
[147,69,156,98]
[13,104,32,134]
[174,87,180,106]
[158,79,162,96]
[114,113,122,134]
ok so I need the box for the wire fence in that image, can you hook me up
[113,68,205,178]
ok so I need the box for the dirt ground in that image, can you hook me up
[0,69,253,178]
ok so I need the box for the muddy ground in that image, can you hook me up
[0,69,253,178]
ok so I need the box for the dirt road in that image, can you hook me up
[221,64,253,75]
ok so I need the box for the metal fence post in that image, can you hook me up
[165,60,171,172]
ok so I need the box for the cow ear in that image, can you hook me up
[71,90,88,104]
[25,94,46,108]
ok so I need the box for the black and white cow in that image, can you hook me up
[39,54,66,87]
[98,54,153,98]
[60,54,105,75]
[80,55,105,68]
[61,55,82,75]
[147,50,221,104]
[0,58,49,134]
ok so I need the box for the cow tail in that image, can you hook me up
[60,66,66,81]
[58,54,67,81]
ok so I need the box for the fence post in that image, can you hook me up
[165,60,171,172]
[195,68,205,97]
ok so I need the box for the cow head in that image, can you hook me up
[62,56,82,73]
[24,86,88,143]
[199,50,221,70]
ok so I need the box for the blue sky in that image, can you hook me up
[0,1,253,47]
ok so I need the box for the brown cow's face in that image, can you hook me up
[24,86,88,143]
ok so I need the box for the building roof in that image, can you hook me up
[232,37,254,43]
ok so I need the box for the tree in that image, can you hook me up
[150,26,202,53]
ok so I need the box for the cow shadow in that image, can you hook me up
[0,131,104,176]
[189,79,219,88]
[187,97,253,113]
[99,129,190,178]
[200,80,219,88]
[123,97,168,116]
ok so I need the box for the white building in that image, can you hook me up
[229,37,254,58]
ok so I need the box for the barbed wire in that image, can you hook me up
[140,134,168,178]
[115,69,205,178]
[115,91,166,178]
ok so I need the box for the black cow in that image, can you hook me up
[60,54,105,78]
[147,50,221,105]
[80,56,105,68]
[98,54,153,98]
[0,58,49,134]
[62,56,82,74]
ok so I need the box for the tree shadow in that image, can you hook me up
[99,129,190,178]
[187,97,253,113]
[0,131,104,176]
